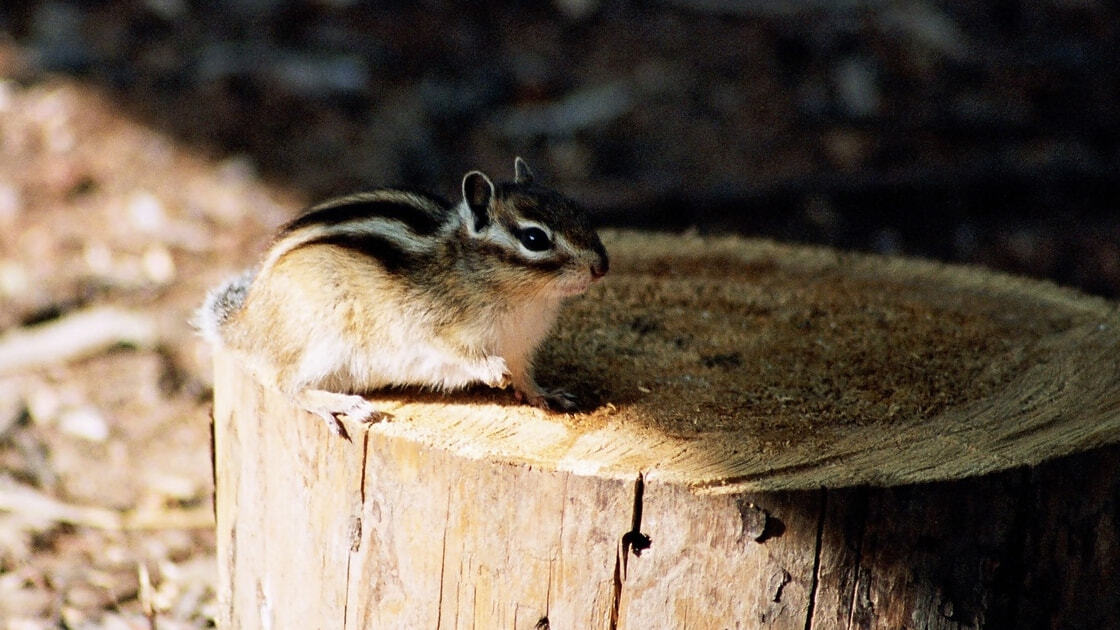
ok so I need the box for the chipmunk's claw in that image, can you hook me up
[517,388,578,412]
[298,390,389,440]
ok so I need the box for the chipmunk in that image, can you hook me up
[196,158,608,435]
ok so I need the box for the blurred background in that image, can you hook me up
[0,0,1117,627]
[4,0,1119,292]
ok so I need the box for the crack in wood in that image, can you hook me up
[803,489,827,630]
[209,409,217,522]
[342,540,354,627]
[358,428,370,505]
[608,546,623,630]
[621,473,652,570]
[342,426,371,628]
[435,486,452,629]
[609,473,652,629]
[544,556,554,622]
[845,490,869,630]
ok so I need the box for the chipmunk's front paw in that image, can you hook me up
[480,356,512,389]
[518,388,578,413]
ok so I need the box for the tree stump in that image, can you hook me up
[212,232,1120,629]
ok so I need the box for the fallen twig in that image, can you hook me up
[0,306,159,375]
[0,476,213,531]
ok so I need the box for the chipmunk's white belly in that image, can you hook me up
[352,344,489,391]
[296,329,492,393]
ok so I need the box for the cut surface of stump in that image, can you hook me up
[321,231,1120,491]
[212,231,1120,629]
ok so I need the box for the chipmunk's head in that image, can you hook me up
[459,157,609,297]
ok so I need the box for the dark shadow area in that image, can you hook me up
[756,444,1120,628]
[1,0,1117,295]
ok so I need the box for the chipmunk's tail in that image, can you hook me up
[192,269,255,345]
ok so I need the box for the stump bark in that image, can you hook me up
[212,232,1120,629]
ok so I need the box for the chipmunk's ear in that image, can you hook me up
[462,170,495,231]
[514,157,535,185]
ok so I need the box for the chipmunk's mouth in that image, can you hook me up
[556,282,590,297]
[552,272,594,296]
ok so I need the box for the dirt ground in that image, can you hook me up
[0,65,294,627]
[0,1,1117,626]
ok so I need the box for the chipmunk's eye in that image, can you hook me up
[517,226,552,252]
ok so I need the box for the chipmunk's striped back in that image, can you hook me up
[261,189,456,277]
[282,190,449,237]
